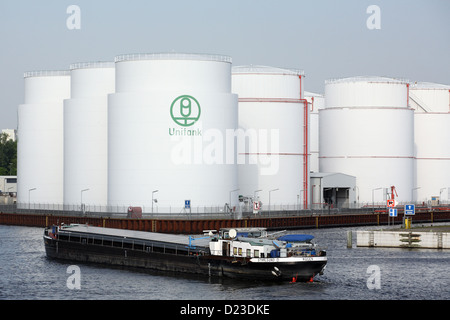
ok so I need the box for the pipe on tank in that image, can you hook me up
[235,75,309,209]
[406,83,410,107]
[299,75,308,209]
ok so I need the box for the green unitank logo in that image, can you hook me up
[170,95,201,127]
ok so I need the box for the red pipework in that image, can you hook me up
[238,98,302,103]
[236,76,309,209]
[406,83,410,107]
[303,98,308,208]
[299,75,308,209]
[298,74,302,98]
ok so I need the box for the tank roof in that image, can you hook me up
[70,61,115,70]
[410,81,450,89]
[325,76,408,85]
[232,65,304,76]
[115,52,232,63]
[24,70,70,78]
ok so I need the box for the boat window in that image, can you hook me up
[246,249,251,257]
[238,248,242,256]
[254,250,259,258]
[233,247,237,255]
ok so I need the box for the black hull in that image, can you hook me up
[44,235,326,282]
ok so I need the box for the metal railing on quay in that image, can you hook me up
[2,201,449,220]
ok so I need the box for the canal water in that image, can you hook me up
[0,224,449,301]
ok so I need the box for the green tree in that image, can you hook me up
[0,132,17,175]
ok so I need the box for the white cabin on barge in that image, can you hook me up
[208,228,318,259]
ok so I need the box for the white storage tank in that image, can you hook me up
[108,53,238,213]
[409,82,450,113]
[320,77,414,204]
[232,66,309,209]
[411,82,450,203]
[17,71,71,209]
[64,62,115,210]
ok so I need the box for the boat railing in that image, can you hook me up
[49,228,209,257]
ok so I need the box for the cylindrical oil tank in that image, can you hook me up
[232,66,308,209]
[411,82,450,203]
[108,53,238,213]
[64,62,115,210]
[320,77,414,204]
[17,71,71,208]
[410,82,450,113]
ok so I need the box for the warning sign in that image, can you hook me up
[387,199,395,208]
[253,201,261,214]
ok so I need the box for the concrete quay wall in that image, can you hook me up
[356,230,450,249]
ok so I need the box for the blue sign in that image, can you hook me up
[404,204,415,215]
[185,200,191,209]
[389,208,397,217]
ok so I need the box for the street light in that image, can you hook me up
[298,190,304,211]
[372,187,382,212]
[254,189,262,200]
[81,188,90,214]
[152,190,159,213]
[440,188,446,204]
[411,187,420,203]
[269,188,279,216]
[28,188,36,210]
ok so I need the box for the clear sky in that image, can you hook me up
[0,0,449,129]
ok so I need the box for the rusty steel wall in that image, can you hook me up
[1,211,450,234]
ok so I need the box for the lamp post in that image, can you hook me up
[372,187,382,212]
[411,187,420,203]
[269,188,279,217]
[81,188,89,214]
[354,186,359,207]
[254,189,262,200]
[298,190,304,211]
[440,188,446,204]
[28,188,36,210]
[152,190,159,214]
